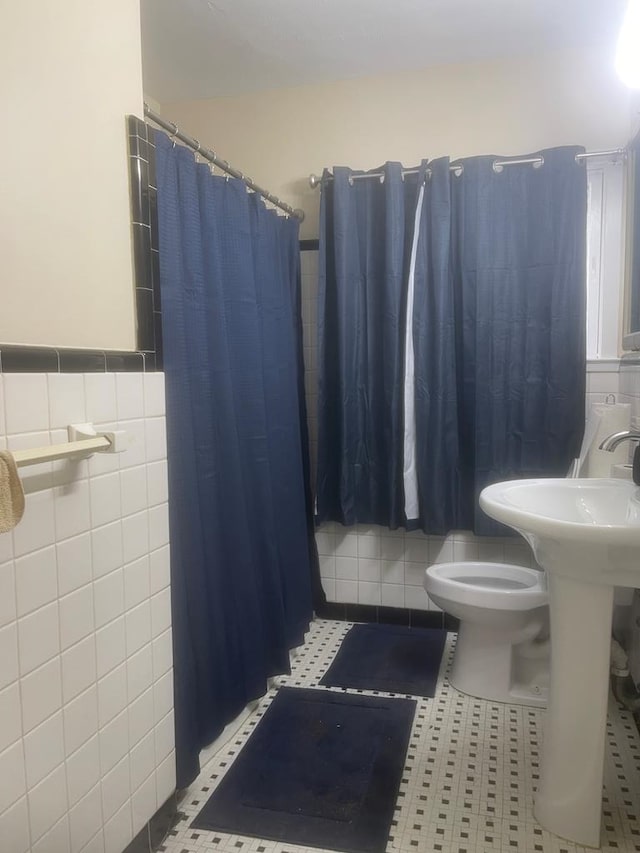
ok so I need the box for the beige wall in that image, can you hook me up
[162,48,635,238]
[0,0,143,349]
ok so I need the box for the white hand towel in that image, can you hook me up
[0,450,25,533]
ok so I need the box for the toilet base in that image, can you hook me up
[450,620,549,707]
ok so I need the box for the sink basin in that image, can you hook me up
[479,478,640,848]
[481,477,640,542]
[481,478,640,585]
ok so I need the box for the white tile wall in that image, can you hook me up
[302,249,623,609]
[316,521,538,608]
[586,358,621,409]
[620,358,640,427]
[0,371,175,852]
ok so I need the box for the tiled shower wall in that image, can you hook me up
[0,371,175,853]
[301,250,622,609]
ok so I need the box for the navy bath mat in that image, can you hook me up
[191,686,415,853]
[320,623,446,697]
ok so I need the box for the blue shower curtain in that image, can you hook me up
[317,147,587,534]
[315,160,462,531]
[155,131,315,789]
[316,163,407,527]
[453,147,587,533]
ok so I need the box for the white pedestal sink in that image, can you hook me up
[480,478,640,848]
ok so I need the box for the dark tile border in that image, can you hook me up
[0,346,60,373]
[315,600,455,631]
[58,350,107,373]
[0,345,150,374]
[128,114,161,369]
[443,612,461,631]
[300,238,319,252]
[106,350,146,373]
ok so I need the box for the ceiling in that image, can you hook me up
[141,0,627,102]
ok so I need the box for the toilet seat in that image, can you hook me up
[425,561,547,611]
[423,561,549,706]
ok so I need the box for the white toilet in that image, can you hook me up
[424,561,550,706]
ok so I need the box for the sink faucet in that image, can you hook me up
[598,430,640,451]
[599,430,640,485]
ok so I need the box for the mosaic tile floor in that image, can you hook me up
[158,619,640,853]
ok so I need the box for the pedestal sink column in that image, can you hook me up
[534,572,614,848]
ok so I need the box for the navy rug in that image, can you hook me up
[192,686,415,853]
[319,623,446,697]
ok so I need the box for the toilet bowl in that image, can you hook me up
[425,561,549,707]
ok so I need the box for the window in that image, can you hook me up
[586,159,625,359]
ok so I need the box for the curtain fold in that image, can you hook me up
[401,163,426,521]
[316,163,408,527]
[155,131,314,789]
[411,158,463,533]
[317,147,587,535]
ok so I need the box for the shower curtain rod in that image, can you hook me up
[143,104,305,221]
[308,147,626,188]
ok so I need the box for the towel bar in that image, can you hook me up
[13,435,112,468]
[11,423,129,468]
